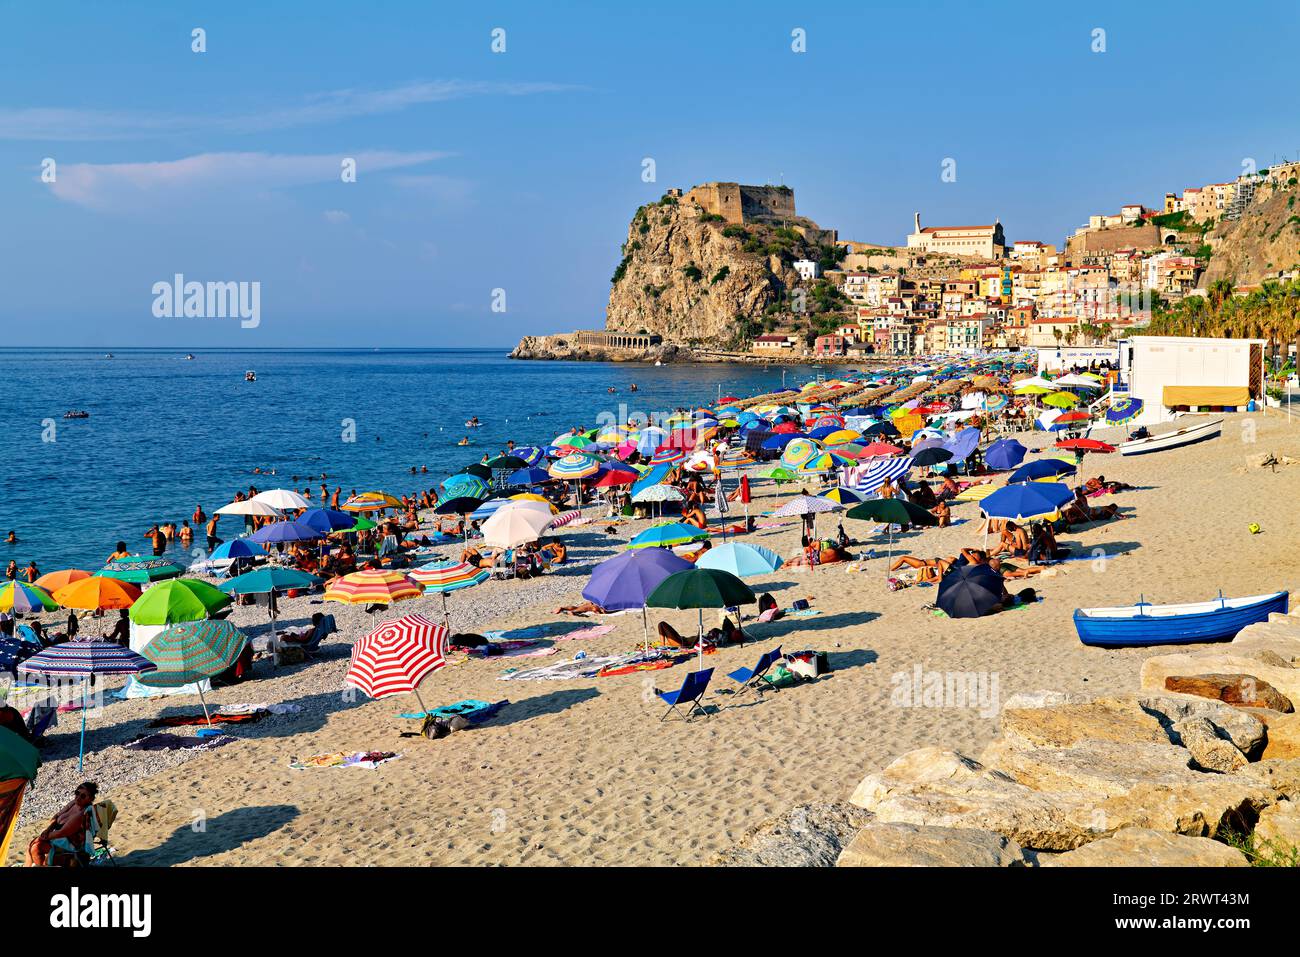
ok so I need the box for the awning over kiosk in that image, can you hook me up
[1162,385,1250,407]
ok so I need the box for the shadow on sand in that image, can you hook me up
[116,804,299,866]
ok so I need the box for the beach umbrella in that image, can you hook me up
[593,466,637,488]
[862,420,900,438]
[632,484,684,521]
[1105,397,1144,424]
[345,613,449,715]
[441,473,490,499]
[19,641,156,769]
[458,464,493,480]
[764,466,799,483]
[845,499,938,574]
[0,581,58,614]
[769,495,842,519]
[99,557,183,583]
[1043,391,1080,409]
[646,567,756,666]
[983,395,1009,412]
[52,575,141,610]
[507,466,552,487]
[943,427,982,463]
[508,493,558,512]
[485,454,528,471]
[1052,374,1104,389]
[249,520,323,545]
[434,496,486,516]
[697,542,782,578]
[984,439,1027,470]
[33,569,90,593]
[781,437,820,468]
[325,570,422,608]
[480,504,555,548]
[910,447,953,468]
[936,564,1005,619]
[128,578,232,626]
[220,566,322,661]
[548,453,601,510]
[797,452,839,474]
[215,499,283,518]
[648,448,686,465]
[137,620,247,723]
[553,433,594,450]
[407,560,489,631]
[348,516,379,532]
[858,441,903,458]
[628,522,709,550]
[341,491,403,513]
[583,548,693,650]
[209,538,266,561]
[252,488,310,511]
[0,724,40,784]
[1008,459,1076,484]
[819,486,866,505]
[980,482,1073,521]
[511,446,545,466]
[298,507,361,534]
[0,632,36,672]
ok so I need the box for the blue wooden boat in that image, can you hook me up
[1074,591,1288,648]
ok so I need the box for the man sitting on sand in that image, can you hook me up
[990,521,1030,559]
[1062,488,1122,527]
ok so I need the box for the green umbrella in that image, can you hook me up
[0,725,40,782]
[845,499,938,577]
[128,578,232,626]
[99,556,184,584]
[646,568,756,668]
[349,517,378,532]
[137,620,248,723]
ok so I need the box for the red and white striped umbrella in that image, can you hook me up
[344,613,448,709]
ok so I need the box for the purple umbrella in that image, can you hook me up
[249,521,324,544]
[583,548,693,650]
[943,426,981,463]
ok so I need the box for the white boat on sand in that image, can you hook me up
[1118,418,1221,456]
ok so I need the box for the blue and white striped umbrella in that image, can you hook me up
[850,455,915,495]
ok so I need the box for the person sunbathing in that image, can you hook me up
[1062,489,1121,526]
[988,557,1044,580]
[27,782,97,866]
[960,547,989,566]
[554,600,605,616]
[889,554,953,583]
[931,499,951,527]
[461,545,501,569]
[680,540,712,563]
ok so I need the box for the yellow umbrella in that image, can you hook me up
[1044,391,1080,408]
[822,429,863,446]
[1013,384,1052,396]
[341,491,403,512]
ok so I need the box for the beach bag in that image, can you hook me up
[276,645,306,666]
[786,651,829,679]
[762,664,799,689]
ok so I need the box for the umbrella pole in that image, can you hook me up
[641,606,650,654]
[78,679,89,772]
[442,592,451,633]
[197,685,213,725]
[414,688,430,718]
[270,599,279,670]
[697,608,704,669]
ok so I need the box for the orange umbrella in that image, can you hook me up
[34,568,91,592]
[324,569,422,606]
[52,575,142,610]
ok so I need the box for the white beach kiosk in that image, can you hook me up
[1121,335,1267,425]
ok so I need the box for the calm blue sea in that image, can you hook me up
[1,348,865,573]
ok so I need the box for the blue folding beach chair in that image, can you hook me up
[655,668,714,721]
[726,646,783,701]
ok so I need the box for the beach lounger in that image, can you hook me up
[655,668,714,721]
[25,696,58,741]
[300,613,338,657]
[725,646,783,702]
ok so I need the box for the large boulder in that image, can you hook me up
[1234,758,1300,800]
[1252,799,1300,855]
[836,822,1025,867]
[1074,778,1274,840]
[1141,652,1299,709]
[998,697,1169,750]
[1162,673,1293,711]
[1139,694,1267,756]
[716,802,872,867]
[1171,717,1249,773]
[1041,828,1248,867]
[849,748,1093,851]
[1247,709,1300,760]
[980,738,1195,797]
[1000,690,1093,711]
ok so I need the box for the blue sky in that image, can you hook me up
[1,0,1297,347]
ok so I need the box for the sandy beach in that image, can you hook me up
[6,410,1298,867]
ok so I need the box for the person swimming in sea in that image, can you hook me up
[458,436,470,446]
[4,530,16,545]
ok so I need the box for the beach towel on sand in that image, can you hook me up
[499,654,631,681]
[123,732,235,752]
[554,624,615,642]
[290,750,401,770]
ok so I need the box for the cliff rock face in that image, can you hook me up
[1205,185,1300,286]
[603,199,824,347]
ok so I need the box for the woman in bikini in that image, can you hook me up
[27,782,97,866]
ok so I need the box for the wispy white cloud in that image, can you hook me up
[0,80,580,141]
[48,150,447,211]
[322,209,351,224]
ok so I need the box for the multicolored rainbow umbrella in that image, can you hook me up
[0,581,58,614]
[325,570,422,607]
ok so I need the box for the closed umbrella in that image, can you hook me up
[137,620,247,723]
[345,613,449,716]
[646,567,756,666]
[19,641,156,769]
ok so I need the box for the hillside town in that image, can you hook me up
[743,159,1300,360]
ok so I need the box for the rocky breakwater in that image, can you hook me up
[722,611,1300,866]
[508,333,683,363]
